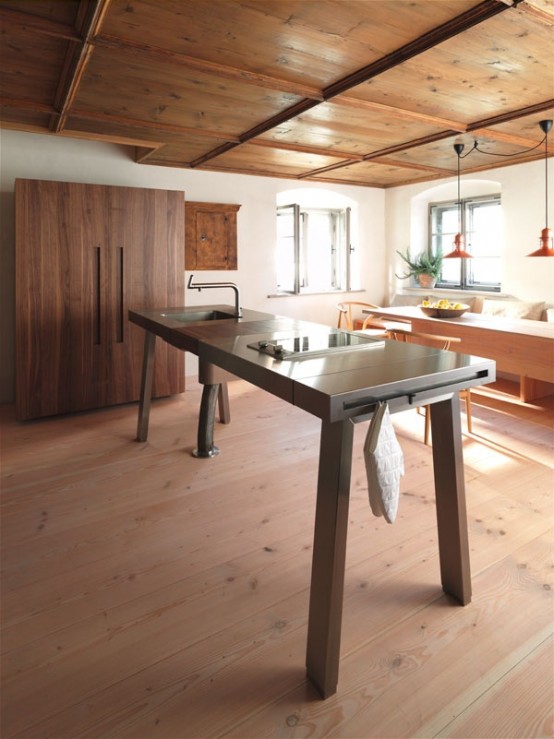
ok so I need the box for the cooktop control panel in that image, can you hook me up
[247,332,383,360]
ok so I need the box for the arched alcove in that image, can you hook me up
[276,187,357,209]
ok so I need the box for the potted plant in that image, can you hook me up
[395,249,443,288]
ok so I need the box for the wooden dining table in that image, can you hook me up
[365,305,554,402]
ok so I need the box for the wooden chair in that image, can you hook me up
[361,316,413,333]
[385,327,473,445]
[337,301,380,330]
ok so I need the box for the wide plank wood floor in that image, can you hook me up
[1,379,553,738]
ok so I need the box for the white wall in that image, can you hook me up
[0,130,385,402]
[385,159,554,303]
[3,130,552,405]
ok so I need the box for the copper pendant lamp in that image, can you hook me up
[527,119,554,257]
[444,142,473,259]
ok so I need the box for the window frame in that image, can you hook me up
[429,194,502,292]
[276,203,353,295]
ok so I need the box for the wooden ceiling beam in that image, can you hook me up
[52,0,112,133]
[190,99,318,166]
[190,0,516,168]
[297,159,366,179]
[298,130,462,179]
[93,34,324,101]
[467,100,554,131]
[364,131,460,160]
[322,0,517,99]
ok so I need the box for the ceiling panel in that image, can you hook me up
[257,101,455,156]
[1,0,552,188]
[0,23,70,104]
[99,0,479,88]
[75,46,304,135]
[311,159,437,188]
[194,142,348,178]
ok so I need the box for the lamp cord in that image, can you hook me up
[546,131,549,231]
[459,135,548,159]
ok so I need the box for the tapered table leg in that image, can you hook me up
[218,382,231,424]
[193,383,221,458]
[430,394,472,605]
[306,418,354,698]
[136,331,156,442]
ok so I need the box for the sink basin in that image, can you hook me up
[161,310,237,322]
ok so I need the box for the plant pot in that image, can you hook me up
[417,274,436,288]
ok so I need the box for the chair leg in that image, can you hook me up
[424,406,431,445]
[464,391,472,434]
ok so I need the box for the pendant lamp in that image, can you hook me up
[527,119,554,257]
[444,142,473,259]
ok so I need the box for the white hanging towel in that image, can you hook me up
[364,402,405,523]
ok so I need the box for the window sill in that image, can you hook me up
[268,289,366,298]
[400,287,509,298]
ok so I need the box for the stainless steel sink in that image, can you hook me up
[161,310,237,322]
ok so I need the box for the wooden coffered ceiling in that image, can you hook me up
[1,0,553,188]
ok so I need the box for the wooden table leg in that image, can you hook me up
[306,418,354,698]
[136,331,156,442]
[430,394,471,605]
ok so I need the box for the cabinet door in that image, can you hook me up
[185,202,240,269]
[15,180,111,419]
[108,186,184,404]
[15,180,184,420]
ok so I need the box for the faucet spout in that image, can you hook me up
[187,275,242,318]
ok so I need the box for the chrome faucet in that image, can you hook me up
[187,275,242,318]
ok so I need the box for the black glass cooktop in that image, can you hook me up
[247,332,384,360]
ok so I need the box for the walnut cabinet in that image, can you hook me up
[185,201,240,269]
[15,179,185,420]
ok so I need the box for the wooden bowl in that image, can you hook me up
[419,304,470,318]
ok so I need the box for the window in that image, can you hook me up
[430,195,502,291]
[276,204,352,294]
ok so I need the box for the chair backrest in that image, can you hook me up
[386,327,462,351]
[337,301,380,330]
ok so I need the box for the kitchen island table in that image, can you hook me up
[129,305,495,698]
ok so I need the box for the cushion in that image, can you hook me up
[481,299,545,321]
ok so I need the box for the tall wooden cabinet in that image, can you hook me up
[15,179,185,420]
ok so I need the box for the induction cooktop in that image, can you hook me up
[247,332,384,360]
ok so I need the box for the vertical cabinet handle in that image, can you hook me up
[94,246,101,345]
[94,246,124,346]
[116,246,124,343]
